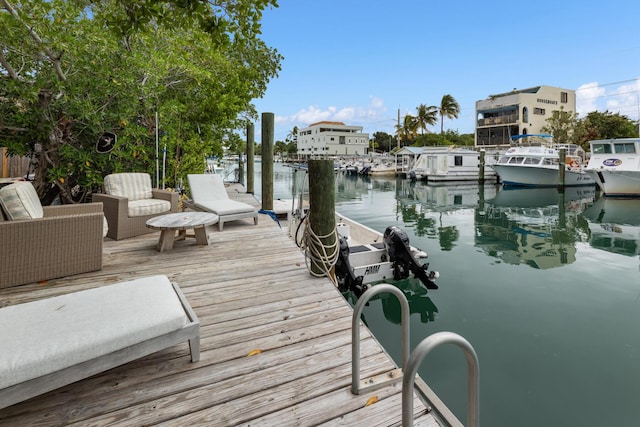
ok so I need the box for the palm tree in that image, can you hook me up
[438,94,460,134]
[415,104,438,136]
[285,125,299,144]
[396,114,417,144]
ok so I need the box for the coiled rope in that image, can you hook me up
[299,213,340,283]
[290,166,340,284]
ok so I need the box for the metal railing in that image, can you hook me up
[351,284,409,395]
[350,284,480,426]
[402,332,480,427]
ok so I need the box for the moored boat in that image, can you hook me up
[584,138,640,196]
[490,134,595,187]
[411,146,499,182]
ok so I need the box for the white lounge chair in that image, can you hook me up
[187,174,258,231]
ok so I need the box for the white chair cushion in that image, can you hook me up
[103,173,153,201]
[0,275,188,390]
[0,181,43,220]
[194,199,255,216]
[127,199,171,217]
[188,174,229,202]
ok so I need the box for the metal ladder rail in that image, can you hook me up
[402,331,480,427]
[351,284,410,395]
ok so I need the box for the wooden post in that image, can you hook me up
[261,113,274,210]
[558,148,566,192]
[1,148,7,178]
[238,152,244,186]
[246,123,254,194]
[478,149,486,184]
[308,159,336,276]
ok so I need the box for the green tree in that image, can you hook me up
[415,104,438,136]
[0,0,281,204]
[438,94,460,134]
[580,110,639,143]
[396,114,417,145]
[285,126,299,144]
[540,107,582,145]
[372,131,394,153]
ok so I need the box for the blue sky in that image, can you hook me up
[252,0,640,142]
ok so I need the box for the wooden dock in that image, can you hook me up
[0,186,444,426]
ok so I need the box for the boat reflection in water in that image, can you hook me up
[475,186,596,269]
[343,277,439,326]
[583,197,640,256]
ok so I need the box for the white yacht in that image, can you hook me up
[491,134,594,187]
[584,138,640,196]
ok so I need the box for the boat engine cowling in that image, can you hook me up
[383,226,438,290]
[334,235,367,296]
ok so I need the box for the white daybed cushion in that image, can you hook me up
[0,275,188,390]
[0,181,43,220]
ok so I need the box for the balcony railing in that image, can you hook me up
[477,113,518,126]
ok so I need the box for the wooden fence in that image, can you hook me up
[0,148,32,178]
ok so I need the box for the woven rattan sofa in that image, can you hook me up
[93,172,179,240]
[0,181,104,289]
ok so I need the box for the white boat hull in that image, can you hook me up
[585,170,640,196]
[584,138,640,196]
[492,164,595,187]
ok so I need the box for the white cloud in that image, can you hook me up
[275,97,390,132]
[576,78,640,120]
[576,82,605,118]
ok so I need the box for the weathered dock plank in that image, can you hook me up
[0,184,442,426]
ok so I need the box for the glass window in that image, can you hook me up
[522,107,528,123]
[614,143,636,153]
[561,92,568,103]
[592,143,612,154]
[524,157,541,165]
[508,156,524,164]
[454,156,463,166]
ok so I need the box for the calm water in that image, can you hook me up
[252,163,640,427]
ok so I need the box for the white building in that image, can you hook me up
[475,85,576,148]
[296,121,369,157]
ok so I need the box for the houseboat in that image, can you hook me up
[411,147,499,182]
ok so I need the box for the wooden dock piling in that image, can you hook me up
[261,113,274,210]
[307,159,337,277]
[246,123,254,194]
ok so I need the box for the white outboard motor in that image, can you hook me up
[383,226,438,290]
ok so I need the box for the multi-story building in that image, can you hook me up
[296,121,369,157]
[475,85,576,148]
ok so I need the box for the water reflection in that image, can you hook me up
[344,278,439,326]
[583,197,640,256]
[395,181,498,250]
[475,187,595,269]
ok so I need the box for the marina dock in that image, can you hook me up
[0,185,444,426]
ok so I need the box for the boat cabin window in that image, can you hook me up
[523,157,541,165]
[498,156,509,164]
[591,143,612,154]
[508,156,525,164]
[543,158,559,165]
[454,155,463,166]
[614,143,636,154]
